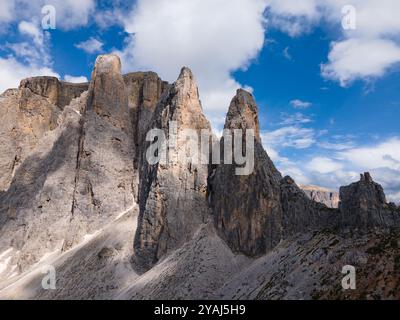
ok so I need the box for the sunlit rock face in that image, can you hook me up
[301,185,339,209]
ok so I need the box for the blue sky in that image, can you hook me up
[1,0,400,201]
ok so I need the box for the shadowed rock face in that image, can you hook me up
[209,90,339,257]
[134,67,211,270]
[123,72,170,167]
[339,172,399,228]
[209,89,284,256]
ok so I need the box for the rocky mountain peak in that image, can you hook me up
[210,89,283,257]
[224,89,261,141]
[360,171,374,183]
[339,172,398,228]
[178,66,194,79]
[87,54,130,131]
[164,66,208,130]
[91,54,122,76]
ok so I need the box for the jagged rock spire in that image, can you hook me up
[209,89,283,256]
[224,89,261,141]
[134,67,211,270]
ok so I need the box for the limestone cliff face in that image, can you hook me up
[209,89,283,256]
[339,172,399,228]
[301,185,339,208]
[0,77,88,192]
[134,67,211,270]
[63,54,137,250]
[20,76,88,109]
[0,91,89,270]
[0,54,167,272]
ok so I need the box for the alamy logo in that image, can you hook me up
[145,121,255,175]
[42,5,56,30]
[341,265,356,290]
[41,265,56,290]
[342,5,357,30]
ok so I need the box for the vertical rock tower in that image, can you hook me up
[134,67,211,270]
[209,89,283,256]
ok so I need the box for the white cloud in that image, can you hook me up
[318,141,355,151]
[64,75,88,83]
[307,156,343,174]
[18,21,43,46]
[266,0,400,85]
[0,1,14,23]
[321,38,400,86]
[0,18,58,94]
[0,57,59,94]
[290,99,312,109]
[338,137,400,170]
[262,126,316,149]
[75,37,104,54]
[0,0,95,30]
[266,0,320,37]
[117,0,268,130]
[283,47,292,60]
[280,112,313,125]
[267,0,319,18]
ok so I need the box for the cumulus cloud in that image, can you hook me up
[321,38,400,86]
[0,0,95,30]
[338,137,400,171]
[266,0,400,85]
[18,21,43,46]
[116,0,268,130]
[75,37,104,54]
[0,57,59,94]
[307,156,343,174]
[64,75,88,83]
[0,19,57,93]
[0,1,15,24]
[266,0,320,37]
